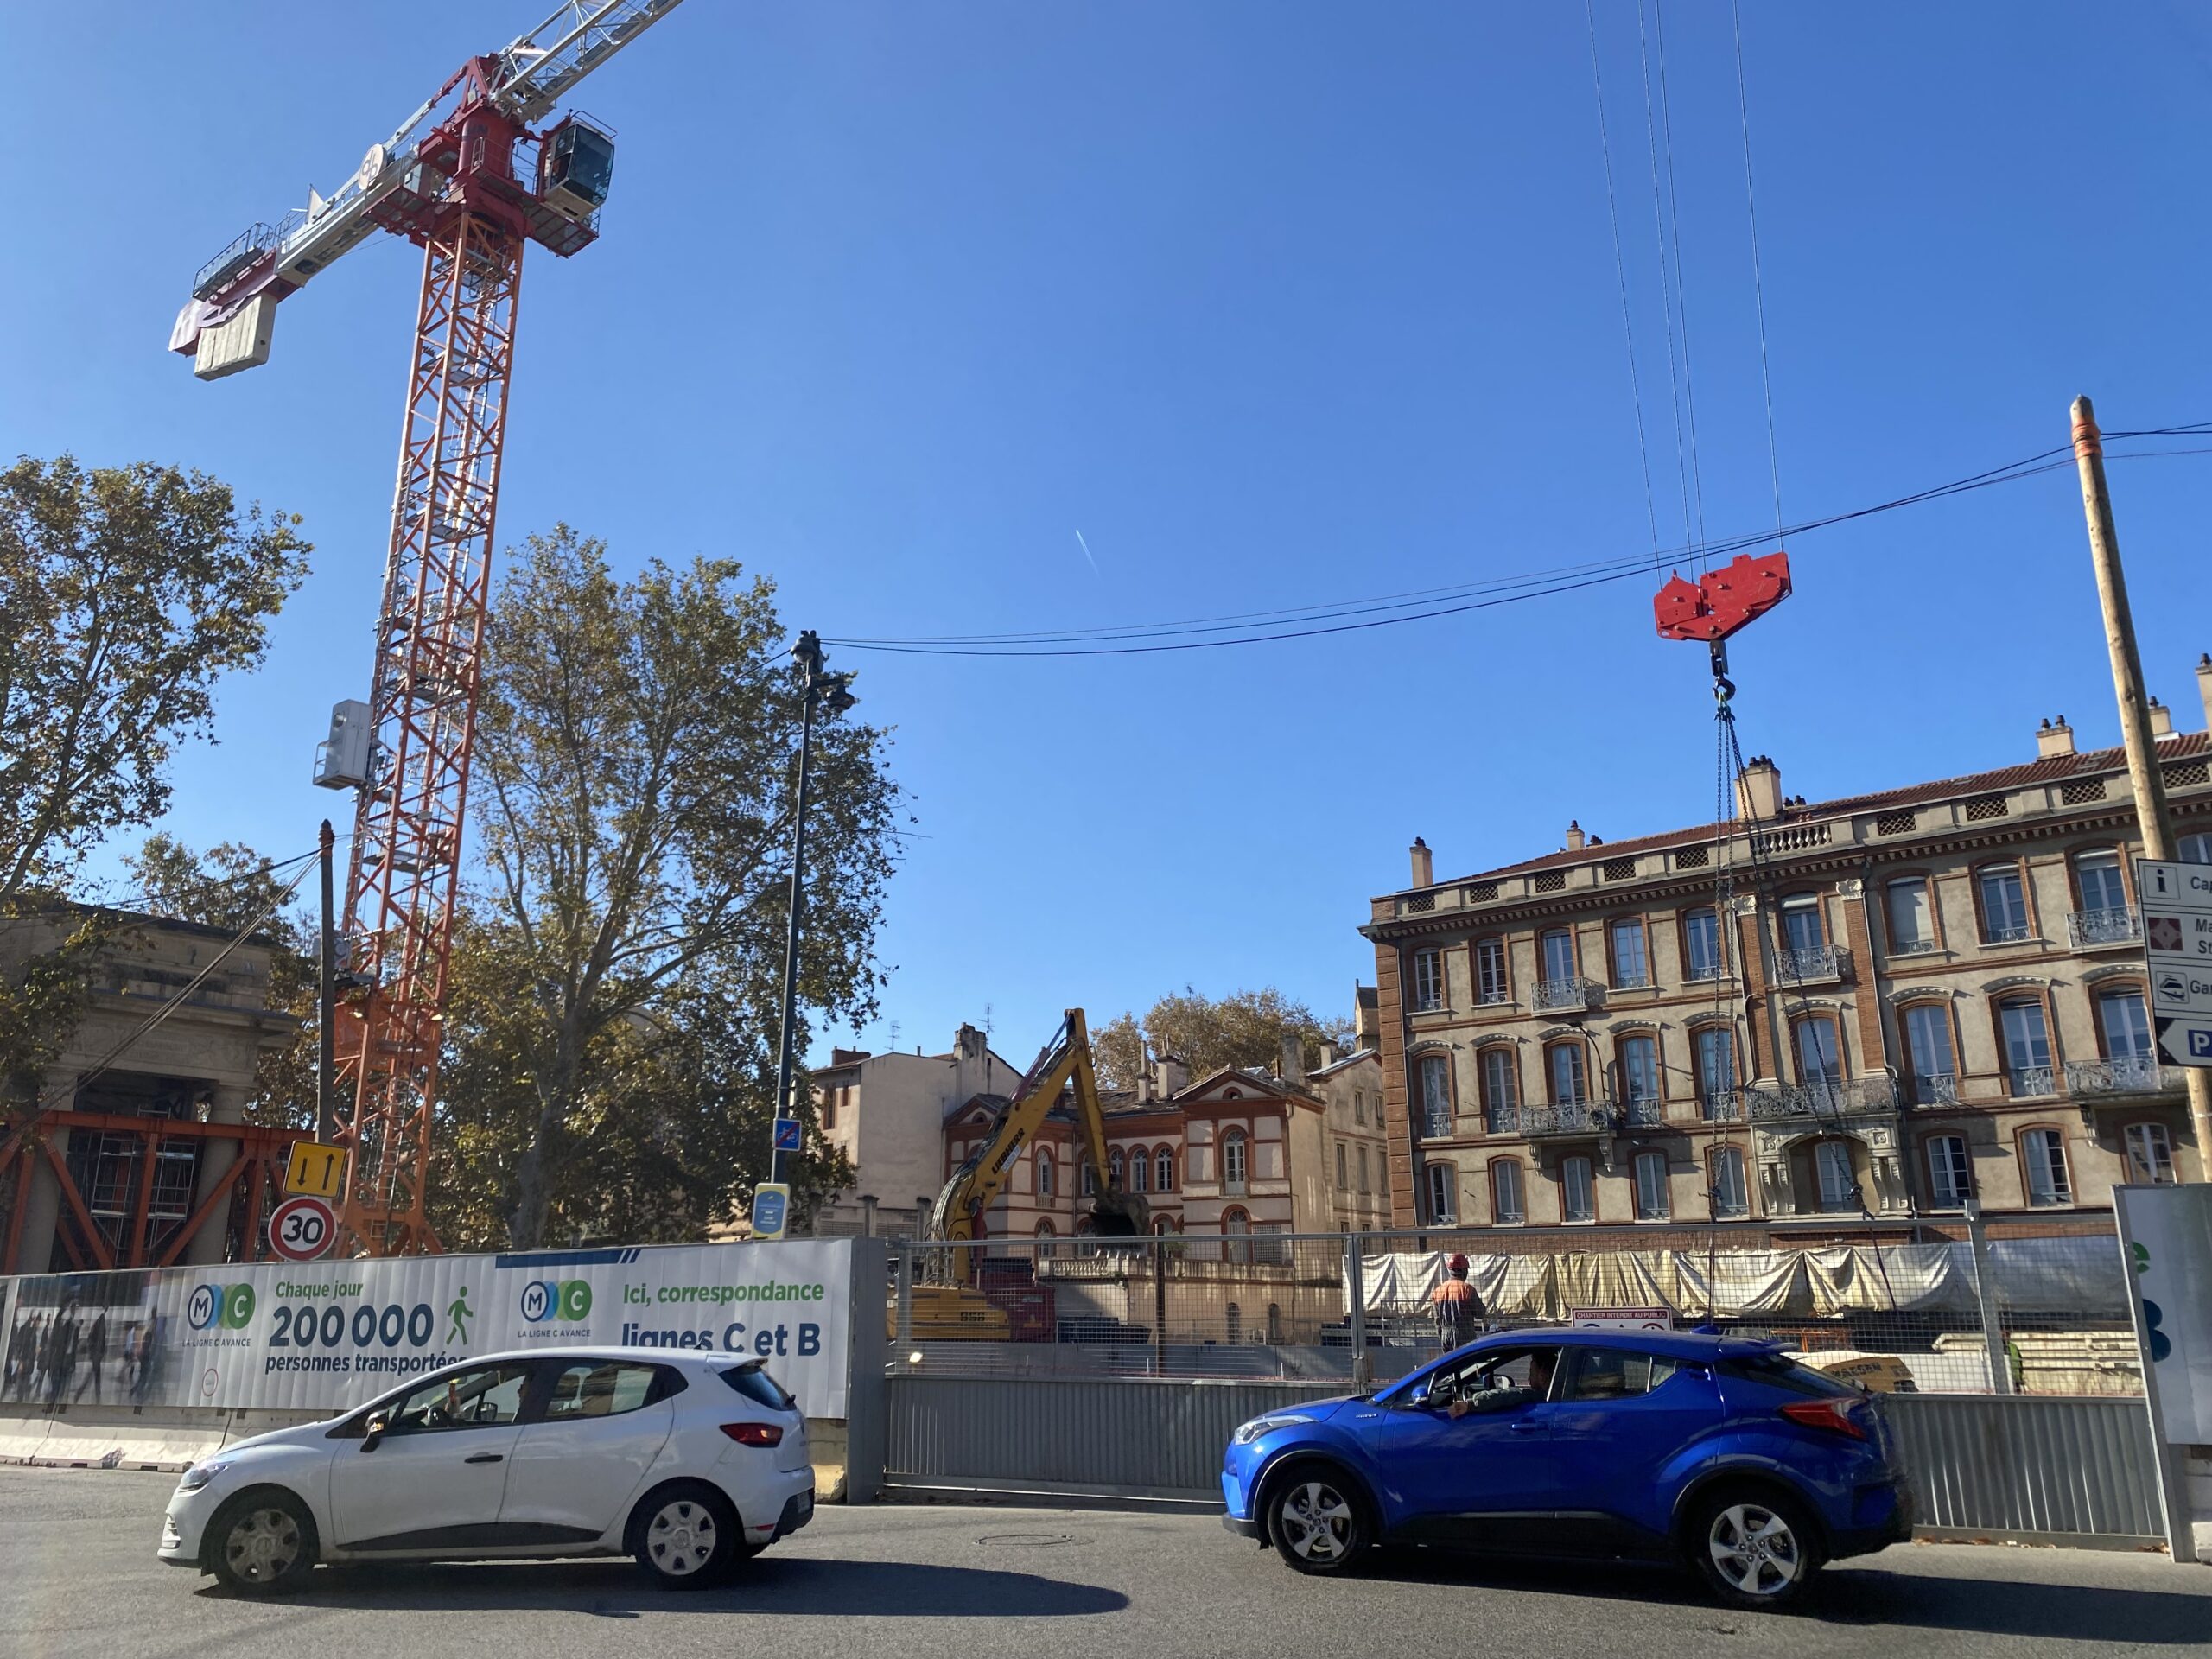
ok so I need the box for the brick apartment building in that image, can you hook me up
[1362,658,2212,1232]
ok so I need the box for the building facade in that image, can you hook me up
[1363,664,2212,1231]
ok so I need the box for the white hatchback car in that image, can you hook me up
[160,1347,812,1593]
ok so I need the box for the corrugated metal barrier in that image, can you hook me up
[1880,1393,2164,1545]
[887,1375,1345,1501]
[887,1376,2165,1545]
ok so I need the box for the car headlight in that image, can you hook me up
[1232,1413,1313,1446]
[176,1459,232,1493]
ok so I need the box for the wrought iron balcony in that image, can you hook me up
[1531,976,1595,1014]
[2068,907,2141,950]
[1700,1090,1744,1122]
[1524,1100,1610,1137]
[1747,1075,1898,1120]
[2067,1055,2179,1096]
[1420,1112,1452,1141]
[1485,1107,1520,1135]
[1911,1072,1961,1107]
[1889,935,1942,958]
[1622,1096,1666,1128]
[2006,1065,2057,1099]
[1775,943,1845,982]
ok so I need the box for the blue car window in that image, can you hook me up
[1561,1348,1679,1402]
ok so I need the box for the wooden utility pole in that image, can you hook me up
[2071,395,2212,1171]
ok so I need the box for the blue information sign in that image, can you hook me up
[751,1183,790,1241]
[772,1117,803,1154]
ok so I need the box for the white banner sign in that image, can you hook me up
[1,1238,854,1421]
[2114,1185,2212,1446]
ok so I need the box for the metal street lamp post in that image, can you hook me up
[766,630,856,1213]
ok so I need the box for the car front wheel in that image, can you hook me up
[1691,1488,1821,1610]
[207,1491,317,1595]
[1268,1464,1370,1575]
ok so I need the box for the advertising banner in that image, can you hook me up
[2113,1185,2212,1446]
[0,1238,853,1421]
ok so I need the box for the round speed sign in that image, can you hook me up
[267,1194,336,1262]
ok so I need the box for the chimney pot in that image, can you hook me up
[1565,819,1586,851]
[2037,714,2077,756]
[2149,696,2174,738]
[1734,756,1783,821]
[1409,836,1433,887]
[2197,653,2212,732]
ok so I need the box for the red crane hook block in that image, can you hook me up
[1652,550,1793,642]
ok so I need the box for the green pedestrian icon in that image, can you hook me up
[447,1287,474,1345]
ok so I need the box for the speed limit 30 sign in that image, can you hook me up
[267,1193,337,1262]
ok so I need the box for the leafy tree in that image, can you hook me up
[0,456,307,1098]
[118,835,318,1127]
[461,528,898,1248]
[1090,1011,1146,1093]
[1094,988,1355,1090]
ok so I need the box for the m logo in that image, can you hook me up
[519,1279,593,1323]
[188,1283,257,1331]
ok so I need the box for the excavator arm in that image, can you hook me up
[927,1008,1147,1277]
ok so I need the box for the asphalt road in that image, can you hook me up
[4,1467,2209,1659]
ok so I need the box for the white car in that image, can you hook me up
[160,1347,813,1594]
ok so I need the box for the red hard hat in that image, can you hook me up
[1447,1253,1470,1273]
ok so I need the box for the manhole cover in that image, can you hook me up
[976,1532,1076,1548]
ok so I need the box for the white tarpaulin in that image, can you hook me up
[0,1238,854,1420]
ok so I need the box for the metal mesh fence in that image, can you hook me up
[886,1216,2139,1396]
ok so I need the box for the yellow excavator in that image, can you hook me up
[898,1008,1149,1342]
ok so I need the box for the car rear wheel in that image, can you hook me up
[1268,1464,1370,1575]
[207,1491,317,1595]
[632,1482,739,1590]
[1691,1488,1821,1610]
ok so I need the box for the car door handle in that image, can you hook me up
[464,1452,505,1465]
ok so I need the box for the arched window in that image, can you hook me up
[1418,1052,1453,1137]
[1792,1014,1843,1099]
[2074,848,2128,929]
[1479,1046,1519,1134]
[1887,876,1936,955]
[1780,893,1825,957]
[1035,1147,1055,1198]
[1617,1034,1659,1112]
[1491,1159,1524,1224]
[1634,1150,1670,1220]
[1546,1040,1587,1107]
[1223,1207,1251,1265]
[1561,1154,1594,1223]
[1978,861,2031,944]
[1710,1147,1748,1218]
[1034,1217,1056,1261]
[1222,1129,1249,1192]
[1080,1158,1096,1198]
[1997,995,2055,1096]
[1152,1214,1174,1236]
[2020,1126,2072,1206]
[1128,1145,1148,1192]
[2097,985,2155,1080]
[1539,928,1576,986]
[1926,1135,1970,1210]
[1154,1147,1174,1192]
[1900,1002,1958,1105]
[1693,1025,1737,1118]
[1411,947,1444,1012]
[2126,1122,2176,1185]
[1108,1147,1125,1188]
[1683,906,1724,981]
[1425,1162,1457,1224]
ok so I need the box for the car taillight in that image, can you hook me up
[1780,1398,1867,1440]
[720,1422,785,1447]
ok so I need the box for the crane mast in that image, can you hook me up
[174,1,687,1255]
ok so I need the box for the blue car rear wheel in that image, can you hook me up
[1689,1486,1821,1610]
[1268,1463,1370,1575]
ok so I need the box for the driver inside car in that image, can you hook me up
[1446,1348,1557,1419]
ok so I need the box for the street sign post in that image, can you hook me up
[284,1141,348,1200]
[267,1194,337,1262]
[2139,860,2212,1067]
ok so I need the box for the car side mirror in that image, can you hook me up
[361,1410,390,1452]
[1405,1379,1433,1409]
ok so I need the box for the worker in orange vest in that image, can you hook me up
[1430,1253,1484,1351]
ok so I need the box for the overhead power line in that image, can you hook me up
[821,427,2212,659]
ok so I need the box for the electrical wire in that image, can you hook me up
[1732,0,1785,540]
[83,842,333,922]
[1585,0,1665,566]
[821,432,2212,658]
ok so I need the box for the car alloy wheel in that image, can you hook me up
[645,1498,720,1580]
[1706,1501,1802,1599]
[223,1507,303,1586]
[1277,1479,1355,1564]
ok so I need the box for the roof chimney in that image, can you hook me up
[1565,820,1586,851]
[1154,1054,1190,1097]
[1734,755,1783,822]
[2149,696,2174,739]
[2036,716,2075,759]
[1317,1039,1338,1069]
[2197,654,2212,732]
[1409,836,1433,887]
[1278,1029,1304,1084]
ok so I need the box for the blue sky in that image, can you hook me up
[5,3,2209,1065]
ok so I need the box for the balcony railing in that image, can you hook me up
[2006,1065,2057,1099]
[1524,1101,1608,1137]
[1622,1096,1665,1128]
[1775,943,1844,982]
[1420,1113,1451,1141]
[1911,1072,1960,1106]
[1613,971,1650,990]
[1531,976,1595,1014]
[1485,1107,1520,1135]
[1889,935,1942,958]
[1476,987,1511,1006]
[1223,1177,1249,1198]
[1748,1075,1898,1120]
[2068,906,2141,949]
[1983,921,2033,945]
[2067,1055,2178,1096]
[1700,1090,1744,1122]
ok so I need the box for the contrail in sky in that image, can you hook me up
[1073,528,1100,575]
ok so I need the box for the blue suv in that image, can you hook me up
[1222,1330,1910,1608]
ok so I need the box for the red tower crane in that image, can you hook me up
[171,2,689,1255]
